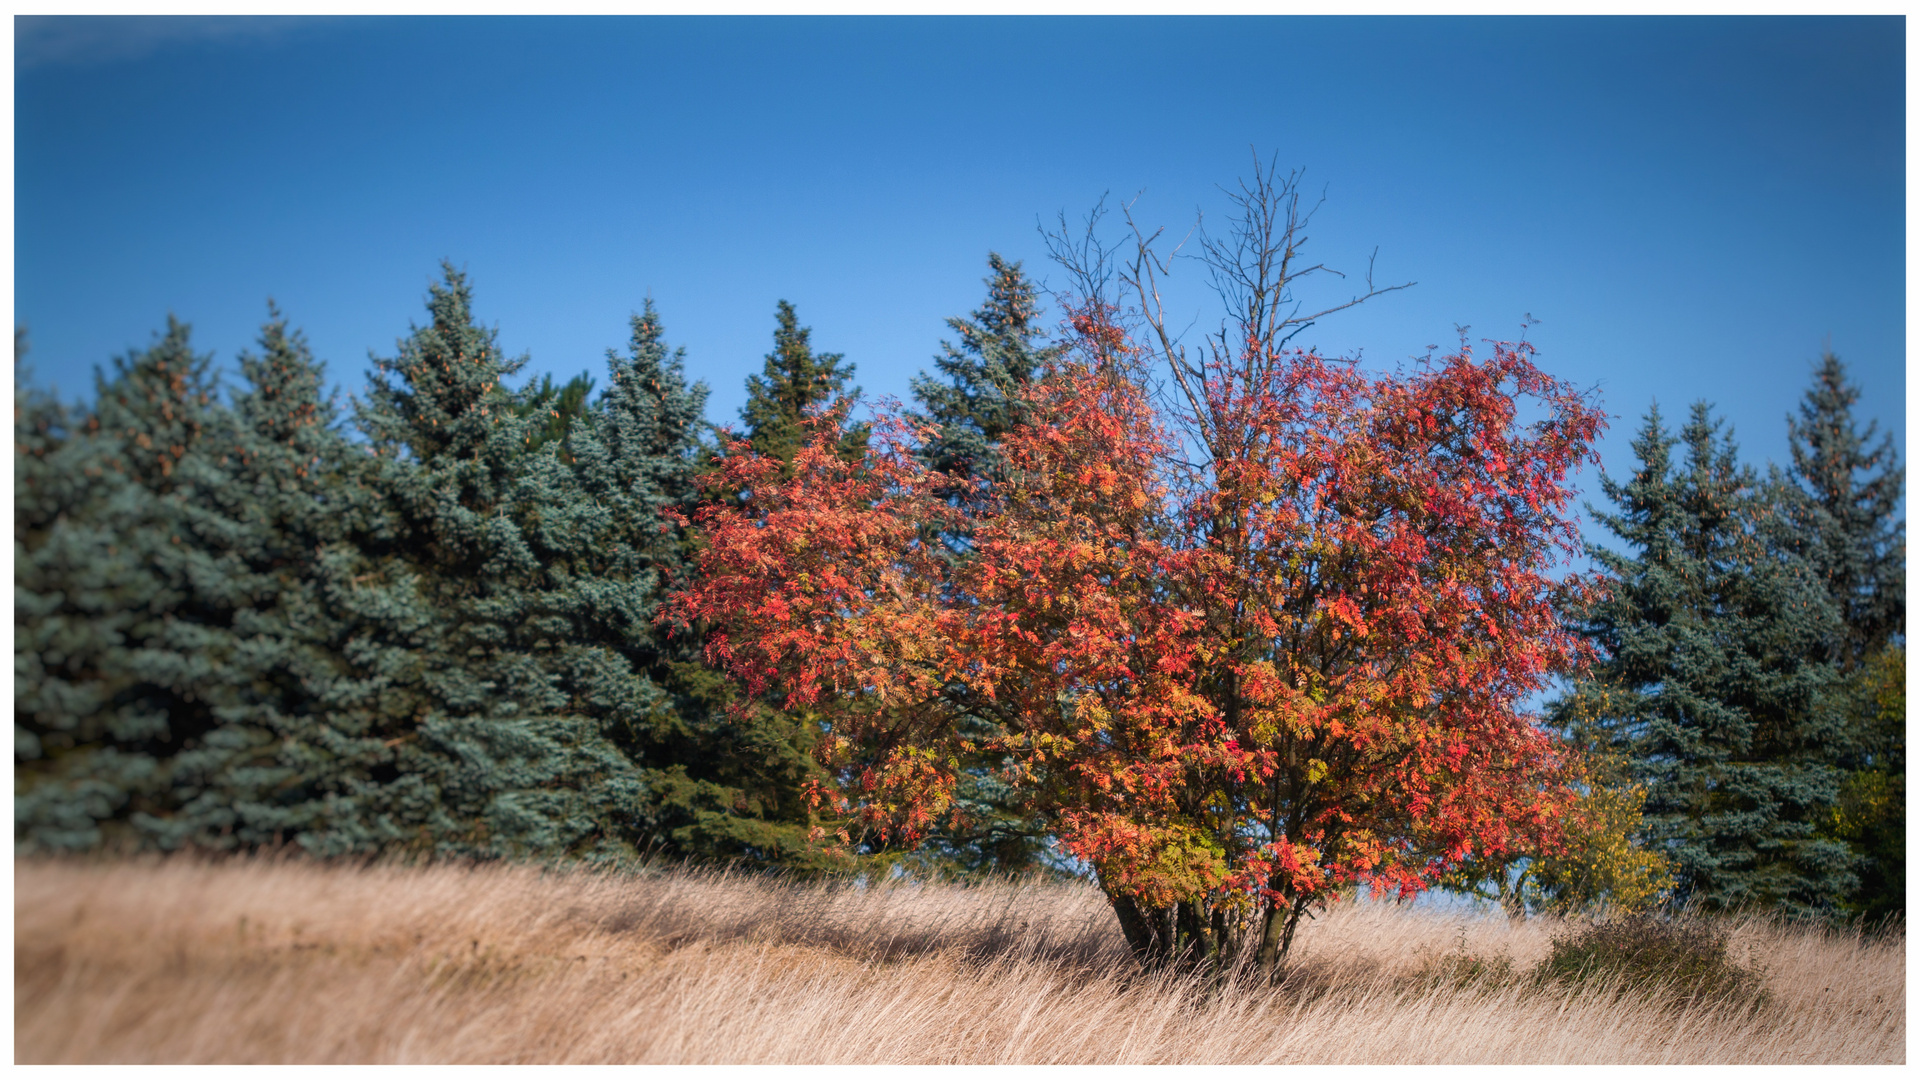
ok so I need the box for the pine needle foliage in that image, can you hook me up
[1555,402,1857,919]
[1783,352,1904,670]
[910,252,1064,491]
[1818,645,1905,926]
[538,303,832,867]
[906,254,1067,878]
[518,371,597,455]
[341,263,645,859]
[739,300,866,474]
[15,318,225,850]
[129,307,380,850]
[1778,353,1905,924]
[14,271,849,869]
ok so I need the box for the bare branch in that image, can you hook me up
[1043,149,1414,470]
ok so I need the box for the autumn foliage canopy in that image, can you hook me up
[670,179,1606,971]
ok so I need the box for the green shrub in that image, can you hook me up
[1533,915,1769,1008]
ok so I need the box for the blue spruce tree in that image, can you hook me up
[910,252,1062,493]
[552,304,833,866]
[1785,352,1904,669]
[1556,402,1858,918]
[15,319,225,850]
[1782,352,1904,923]
[136,305,399,851]
[905,255,1067,877]
[344,264,642,858]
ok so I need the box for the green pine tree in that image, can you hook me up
[344,263,643,859]
[703,301,874,869]
[518,371,597,455]
[1785,351,1904,670]
[1783,352,1905,924]
[1820,645,1905,926]
[910,252,1062,490]
[905,254,1066,877]
[15,317,224,850]
[551,303,834,867]
[739,300,865,473]
[1555,402,1858,919]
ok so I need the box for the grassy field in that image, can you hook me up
[14,854,1905,1064]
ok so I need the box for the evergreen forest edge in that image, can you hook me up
[15,243,1904,932]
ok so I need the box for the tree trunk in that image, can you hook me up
[1256,898,1286,976]
[1277,896,1309,959]
[1112,891,1249,974]
[1175,899,1209,968]
[1497,876,1529,923]
[1107,890,1171,968]
[1257,894,1312,980]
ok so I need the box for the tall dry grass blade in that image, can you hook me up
[14,855,1903,1064]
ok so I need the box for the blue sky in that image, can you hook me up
[15,16,1905,514]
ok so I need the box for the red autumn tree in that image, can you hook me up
[670,164,1605,974]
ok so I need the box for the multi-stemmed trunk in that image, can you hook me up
[1106,892,1229,972]
[1105,887,1312,978]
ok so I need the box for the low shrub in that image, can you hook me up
[1533,914,1769,1008]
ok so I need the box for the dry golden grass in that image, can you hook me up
[14,853,1905,1064]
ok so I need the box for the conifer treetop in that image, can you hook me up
[235,302,337,450]
[1785,351,1904,667]
[92,315,217,490]
[604,299,709,465]
[360,262,531,465]
[911,252,1064,484]
[740,300,859,469]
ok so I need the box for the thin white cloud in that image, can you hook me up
[15,16,336,72]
